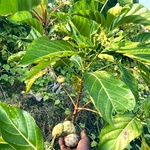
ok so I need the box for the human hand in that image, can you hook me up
[58,130,91,150]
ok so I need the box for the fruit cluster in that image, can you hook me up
[52,120,79,148]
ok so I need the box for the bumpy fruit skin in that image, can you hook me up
[64,134,79,148]
[63,121,76,134]
[52,123,63,137]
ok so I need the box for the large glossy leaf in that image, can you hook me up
[106,41,150,65]
[99,113,142,150]
[9,11,32,21]
[9,11,44,35]
[55,20,97,48]
[69,15,100,48]
[19,37,77,66]
[21,18,44,35]
[71,15,91,37]
[73,10,105,26]
[0,103,44,150]
[111,4,150,30]
[69,0,98,14]
[0,0,41,15]
[106,5,123,29]
[133,32,150,42]
[117,64,138,100]
[83,71,135,124]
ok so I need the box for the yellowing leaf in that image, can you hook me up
[99,114,142,150]
[25,69,47,94]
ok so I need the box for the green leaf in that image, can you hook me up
[25,69,47,93]
[51,12,69,21]
[24,58,58,81]
[141,137,150,150]
[19,37,77,66]
[69,0,98,14]
[72,34,95,48]
[117,64,138,100]
[27,28,42,40]
[69,15,99,48]
[0,136,14,150]
[8,51,26,63]
[141,94,150,124]
[118,0,134,6]
[9,11,44,35]
[83,71,135,124]
[106,5,123,29]
[111,4,150,30]
[137,62,150,85]
[70,55,83,70]
[71,15,91,37]
[146,119,150,134]
[21,18,44,35]
[0,103,44,150]
[73,10,105,26]
[9,11,32,21]
[107,41,150,65]
[3,64,10,71]
[0,0,41,15]
[133,32,150,42]
[99,113,142,150]
[0,144,14,150]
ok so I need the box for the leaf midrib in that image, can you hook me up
[7,110,37,150]
[90,73,118,111]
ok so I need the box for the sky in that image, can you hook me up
[139,0,150,10]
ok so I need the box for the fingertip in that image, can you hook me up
[81,130,87,138]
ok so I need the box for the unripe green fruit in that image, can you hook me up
[52,121,76,139]
[63,120,76,134]
[64,133,79,148]
[52,123,63,137]
[57,75,65,83]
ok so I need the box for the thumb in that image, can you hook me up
[77,130,91,150]
[81,130,88,138]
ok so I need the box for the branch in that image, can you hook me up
[31,10,43,23]
[82,100,92,108]
[77,107,101,115]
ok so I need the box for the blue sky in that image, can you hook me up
[139,0,150,10]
